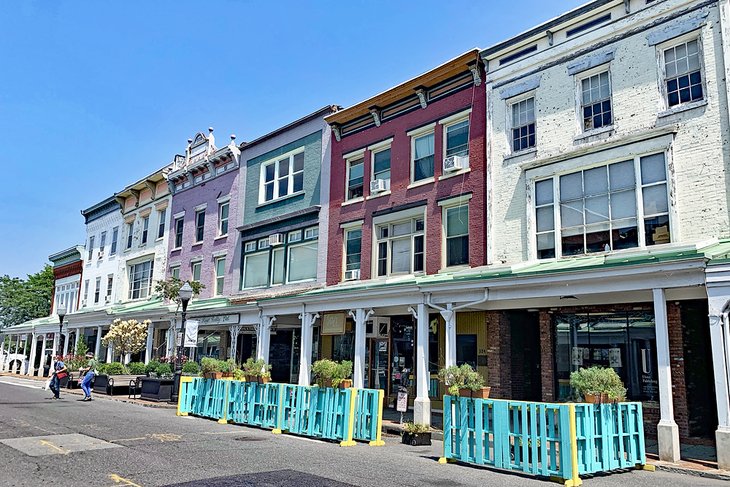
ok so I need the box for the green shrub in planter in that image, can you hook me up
[570,366,627,402]
[104,362,126,375]
[438,365,465,396]
[200,357,220,375]
[181,361,200,376]
[156,363,173,377]
[96,363,108,375]
[233,368,244,381]
[333,360,353,387]
[312,359,338,387]
[127,362,146,375]
[241,358,270,378]
[145,360,161,375]
[404,422,430,434]
[219,358,235,374]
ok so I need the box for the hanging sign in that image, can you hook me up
[184,320,199,347]
[396,390,408,413]
[321,313,346,335]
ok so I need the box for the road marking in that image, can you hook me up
[0,379,44,390]
[203,430,241,435]
[110,433,181,444]
[39,439,68,455]
[279,434,322,444]
[110,437,147,443]
[109,473,143,487]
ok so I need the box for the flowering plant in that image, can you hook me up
[101,319,149,358]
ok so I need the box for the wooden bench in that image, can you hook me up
[93,374,144,396]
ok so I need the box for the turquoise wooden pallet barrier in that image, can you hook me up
[353,389,380,443]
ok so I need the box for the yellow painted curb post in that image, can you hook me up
[636,464,655,472]
[564,404,583,487]
[217,378,232,424]
[176,376,193,416]
[369,389,385,446]
[340,388,357,447]
[273,384,285,434]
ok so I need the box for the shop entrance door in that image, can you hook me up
[367,338,389,393]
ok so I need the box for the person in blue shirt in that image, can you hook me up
[78,352,97,401]
[49,356,67,400]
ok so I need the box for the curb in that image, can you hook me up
[651,463,730,481]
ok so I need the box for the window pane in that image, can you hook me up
[584,166,608,196]
[391,238,411,273]
[392,221,411,237]
[265,164,275,182]
[377,242,388,276]
[293,152,304,172]
[610,189,636,220]
[640,153,666,184]
[560,201,584,228]
[609,160,635,190]
[374,149,391,175]
[535,179,553,205]
[446,206,469,237]
[585,195,609,223]
[278,159,289,176]
[642,184,669,215]
[612,219,639,250]
[447,235,469,266]
[560,172,583,202]
[216,258,225,276]
[645,215,671,245]
[288,242,317,282]
[585,222,611,253]
[561,227,585,256]
[243,253,269,288]
[537,232,556,259]
[446,120,469,157]
[414,155,434,180]
[536,206,554,232]
[345,229,362,271]
[278,178,288,197]
[293,173,304,193]
[272,248,285,285]
[414,133,434,159]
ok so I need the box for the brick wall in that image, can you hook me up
[486,311,511,398]
[667,302,690,439]
[539,310,556,402]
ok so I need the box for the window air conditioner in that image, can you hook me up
[443,155,467,172]
[344,269,360,281]
[97,250,104,259]
[81,299,87,307]
[268,233,284,246]
[369,179,387,193]
[366,317,390,338]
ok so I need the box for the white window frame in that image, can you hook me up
[157,208,167,240]
[191,260,202,282]
[173,217,184,249]
[141,215,150,245]
[344,149,366,202]
[110,226,119,255]
[440,110,471,163]
[258,148,306,204]
[94,277,101,304]
[373,209,426,278]
[657,32,706,111]
[575,67,613,133]
[194,209,205,243]
[106,275,114,301]
[125,221,134,250]
[99,231,107,255]
[368,138,393,193]
[170,265,180,280]
[88,236,95,261]
[218,201,230,237]
[242,226,319,289]
[439,195,472,270]
[214,256,226,296]
[128,260,154,300]
[507,92,537,154]
[343,223,363,280]
[244,241,257,252]
[408,124,436,185]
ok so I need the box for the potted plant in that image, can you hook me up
[461,365,490,399]
[201,357,222,380]
[145,360,162,377]
[242,358,270,383]
[333,360,353,389]
[219,359,235,378]
[182,360,200,376]
[139,362,175,402]
[570,366,627,404]
[312,359,339,388]
[402,422,432,446]
[93,361,129,395]
[127,362,146,376]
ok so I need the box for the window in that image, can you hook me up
[580,71,612,130]
[87,236,95,261]
[157,209,166,239]
[663,38,703,108]
[99,231,107,255]
[126,222,134,249]
[372,147,391,186]
[141,216,149,245]
[106,275,113,302]
[445,119,470,158]
[534,152,670,259]
[170,266,180,280]
[83,279,89,304]
[94,277,101,304]
[346,157,364,200]
[195,210,205,243]
[345,228,362,275]
[261,150,305,203]
[214,257,225,296]
[191,261,202,282]
[511,97,536,152]
[444,204,469,267]
[242,226,318,288]
[128,260,154,299]
[412,132,435,182]
[375,218,424,276]
[110,227,119,255]
[218,202,229,236]
[174,218,184,248]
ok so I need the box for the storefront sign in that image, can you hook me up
[396,390,408,412]
[195,314,240,326]
[321,313,345,335]
[184,320,199,347]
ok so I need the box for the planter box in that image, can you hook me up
[402,432,431,446]
[203,372,223,380]
[139,377,174,402]
[93,374,142,395]
[458,387,491,399]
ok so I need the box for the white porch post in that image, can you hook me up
[349,308,374,389]
[106,343,114,363]
[95,326,102,358]
[27,333,37,376]
[145,323,154,364]
[63,331,70,357]
[256,315,275,363]
[298,311,318,386]
[52,333,59,368]
[15,335,21,372]
[166,320,175,358]
[410,303,431,426]
[709,311,730,469]
[229,324,242,361]
[653,288,680,462]
[440,304,456,368]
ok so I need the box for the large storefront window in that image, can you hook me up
[555,311,658,401]
[241,226,318,289]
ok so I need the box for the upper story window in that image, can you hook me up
[141,215,150,245]
[344,227,362,280]
[534,152,670,259]
[511,96,536,152]
[242,226,319,289]
[195,209,205,243]
[83,279,89,305]
[126,222,134,250]
[191,261,202,282]
[580,71,612,131]
[128,260,154,300]
[174,217,184,248]
[444,119,469,158]
[375,217,424,277]
[371,146,391,192]
[99,231,107,256]
[662,38,703,108]
[87,236,95,261]
[214,256,226,296]
[444,204,469,267]
[110,227,119,256]
[170,265,180,280]
[94,277,101,304]
[346,156,364,201]
[218,201,229,236]
[260,150,305,203]
[412,132,435,182]
[106,275,113,302]
[157,209,166,239]
[54,281,79,314]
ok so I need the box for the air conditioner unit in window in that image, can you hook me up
[369,179,387,193]
[104,296,111,304]
[97,250,104,259]
[366,317,390,338]
[443,155,467,172]
[268,233,284,246]
[344,269,360,281]
[81,299,87,308]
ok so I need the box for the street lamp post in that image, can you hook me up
[171,282,193,403]
[56,308,66,359]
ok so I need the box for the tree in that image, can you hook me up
[154,277,204,306]
[0,265,54,329]
[101,319,149,359]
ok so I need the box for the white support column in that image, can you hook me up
[106,343,113,363]
[349,308,374,389]
[63,331,70,357]
[166,320,176,358]
[653,288,680,462]
[145,323,154,364]
[410,303,431,426]
[95,326,102,358]
[52,333,59,368]
[256,315,275,363]
[441,304,456,368]
[298,311,319,386]
[229,324,242,361]
[27,333,37,376]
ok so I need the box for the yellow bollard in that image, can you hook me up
[563,404,583,487]
[340,388,357,447]
[273,384,285,434]
[369,389,385,446]
[176,376,193,416]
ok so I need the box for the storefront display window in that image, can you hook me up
[390,319,414,396]
[332,330,354,362]
[456,334,477,368]
[555,311,657,401]
[196,332,221,359]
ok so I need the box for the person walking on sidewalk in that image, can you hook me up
[79,352,97,401]
[49,356,67,400]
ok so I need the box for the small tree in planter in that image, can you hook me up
[156,363,173,378]
[182,360,200,376]
[402,422,432,446]
[570,366,627,404]
[333,360,353,389]
[219,359,235,378]
[242,358,271,383]
[101,319,149,363]
[201,357,222,379]
[312,359,339,388]
[438,364,490,398]
[127,362,146,375]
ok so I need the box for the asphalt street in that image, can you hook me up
[0,377,724,487]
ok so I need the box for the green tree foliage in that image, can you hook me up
[0,265,54,329]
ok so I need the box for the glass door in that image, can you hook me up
[368,338,389,392]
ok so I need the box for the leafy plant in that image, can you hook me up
[156,363,173,376]
[74,336,89,357]
[145,360,162,375]
[182,360,200,375]
[438,364,485,396]
[312,359,339,386]
[462,365,485,391]
[233,368,244,381]
[127,362,146,375]
[332,360,353,387]
[570,366,627,401]
[154,277,204,303]
[403,422,430,434]
[0,264,53,329]
[96,363,108,375]
[242,358,270,377]
[101,319,149,359]
[201,357,221,374]
[104,362,126,375]
[219,358,235,374]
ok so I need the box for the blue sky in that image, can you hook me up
[0,0,582,278]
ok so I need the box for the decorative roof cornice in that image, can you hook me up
[81,196,122,224]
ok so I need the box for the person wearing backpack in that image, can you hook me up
[79,352,97,401]
[49,356,67,400]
